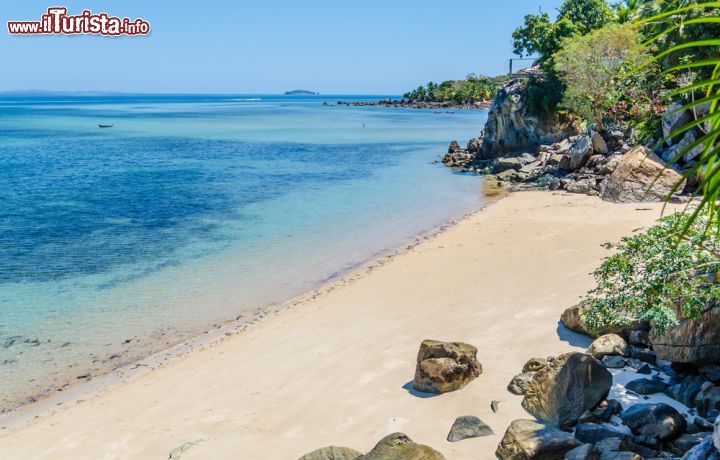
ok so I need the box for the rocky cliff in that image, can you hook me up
[482,77,579,159]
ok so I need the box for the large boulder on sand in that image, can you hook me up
[651,305,720,366]
[587,334,630,360]
[446,415,494,442]
[600,146,684,203]
[522,352,612,428]
[495,419,581,459]
[357,433,444,460]
[412,340,482,393]
[560,301,631,338]
[561,301,594,336]
[299,446,362,460]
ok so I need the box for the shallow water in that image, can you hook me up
[0,94,487,410]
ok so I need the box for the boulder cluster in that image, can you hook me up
[500,331,720,459]
[440,76,703,204]
[443,131,686,203]
[298,339,487,460]
[299,433,445,460]
[496,300,720,459]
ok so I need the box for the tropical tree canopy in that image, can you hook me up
[554,23,648,131]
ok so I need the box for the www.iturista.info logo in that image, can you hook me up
[7,7,150,36]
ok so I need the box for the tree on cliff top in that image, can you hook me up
[512,0,614,63]
[554,23,647,131]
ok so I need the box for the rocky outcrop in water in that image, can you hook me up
[482,77,579,158]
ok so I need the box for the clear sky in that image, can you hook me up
[1,1,565,94]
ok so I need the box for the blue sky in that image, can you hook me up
[2,1,565,94]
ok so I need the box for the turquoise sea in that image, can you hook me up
[0,94,488,411]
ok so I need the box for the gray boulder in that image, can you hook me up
[663,101,693,146]
[561,301,593,336]
[602,355,627,369]
[357,433,444,460]
[565,178,599,196]
[592,132,609,155]
[598,155,622,175]
[560,135,592,171]
[629,346,656,366]
[509,372,536,395]
[663,130,705,163]
[560,302,635,338]
[467,137,482,153]
[667,375,707,407]
[522,352,612,428]
[496,419,581,459]
[672,432,711,455]
[681,436,720,459]
[651,305,720,366]
[620,403,687,441]
[412,339,482,394]
[588,334,630,359]
[695,382,720,419]
[626,378,668,395]
[299,446,362,460]
[701,364,720,384]
[575,423,628,444]
[446,415,494,442]
[565,444,595,460]
[448,140,461,153]
[599,453,641,460]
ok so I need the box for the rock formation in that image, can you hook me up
[587,334,630,360]
[495,419,581,459]
[483,77,579,158]
[600,146,685,203]
[650,305,720,366]
[522,352,612,428]
[446,416,494,442]
[298,446,363,460]
[357,433,445,460]
[412,339,482,393]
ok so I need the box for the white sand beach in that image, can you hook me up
[0,191,681,459]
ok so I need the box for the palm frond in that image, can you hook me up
[633,3,720,237]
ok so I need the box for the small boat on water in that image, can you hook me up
[98,123,114,128]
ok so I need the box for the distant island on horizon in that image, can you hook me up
[284,90,319,95]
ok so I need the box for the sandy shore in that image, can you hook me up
[0,191,680,459]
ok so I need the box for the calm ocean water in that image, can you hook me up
[0,93,487,410]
